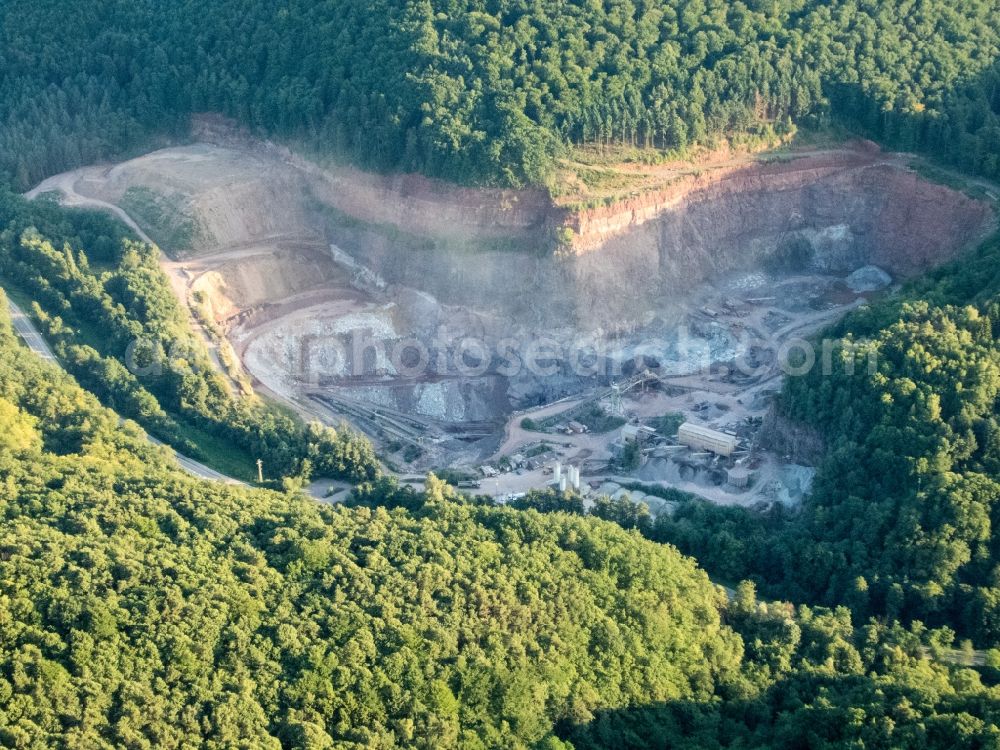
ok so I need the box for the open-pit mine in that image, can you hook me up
[30,123,997,508]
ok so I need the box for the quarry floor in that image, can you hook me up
[477,273,865,508]
[25,131,999,513]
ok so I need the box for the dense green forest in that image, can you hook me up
[0,188,378,484]
[0,302,998,747]
[1,0,999,188]
[4,0,1000,744]
[0,299,727,747]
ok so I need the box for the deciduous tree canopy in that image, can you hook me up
[2,304,999,748]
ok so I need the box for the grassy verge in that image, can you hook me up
[311,198,435,251]
[550,123,800,206]
[311,193,553,256]
[1,281,38,316]
[909,160,997,202]
[120,186,203,255]
[165,414,257,481]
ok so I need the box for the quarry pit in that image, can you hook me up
[29,127,997,507]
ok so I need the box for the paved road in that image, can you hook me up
[145,434,243,484]
[8,299,57,361]
[6,295,245,485]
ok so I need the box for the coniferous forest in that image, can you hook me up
[0,0,999,188]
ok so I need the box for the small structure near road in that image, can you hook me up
[677,422,738,457]
[727,466,753,488]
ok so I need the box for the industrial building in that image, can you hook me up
[620,424,641,443]
[620,423,657,444]
[677,422,738,457]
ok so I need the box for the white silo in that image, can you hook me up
[569,465,581,491]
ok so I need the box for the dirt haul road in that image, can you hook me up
[27,170,156,244]
[26,169,239,393]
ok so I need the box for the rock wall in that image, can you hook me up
[573,161,992,307]
[336,154,994,332]
[303,162,554,240]
[70,131,994,337]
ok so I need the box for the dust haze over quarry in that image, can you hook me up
[31,131,995,468]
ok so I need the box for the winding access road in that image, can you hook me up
[26,171,155,245]
[6,295,244,485]
[25,171,241,394]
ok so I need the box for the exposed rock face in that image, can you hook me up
[43,136,995,431]
[557,156,990,324]
[567,151,991,273]
[71,135,992,336]
[338,152,993,331]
